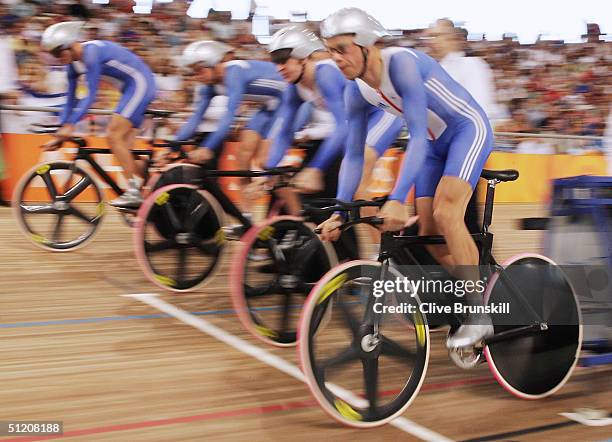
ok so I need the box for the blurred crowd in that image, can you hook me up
[0,0,610,151]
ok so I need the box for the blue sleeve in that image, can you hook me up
[387,52,429,202]
[58,70,77,125]
[336,83,368,202]
[66,45,102,125]
[264,85,302,168]
[292,101,313,133]
[307,65,348,170]
[202,65,246,151]
[175,85,213,142]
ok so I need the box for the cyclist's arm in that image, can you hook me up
[264,86,302,168]
[306,64,348,170]
[201,65,246,151]
[387,52,429,202]
[336,82,368,202]
[292,101,313,133]
[65,45,102,125]
[175,85,214,143]
[58,70,78,125]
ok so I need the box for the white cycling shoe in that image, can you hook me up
[446,313,494,349]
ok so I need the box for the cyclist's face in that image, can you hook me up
[49,47,72,65]
[325,35,363,79]
[275,58,303,83]
[194,65,215,84]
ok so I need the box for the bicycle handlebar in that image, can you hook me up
[201,165,301,178]
[304,196,387,216]
[313,216,384,234]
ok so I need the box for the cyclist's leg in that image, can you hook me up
[434,119,493,270]
[436,119,494,348]
[108,79,155,207]
[324,154,359,261]
[238,107,275,213]
[357,112,405,246]
[107,115,138,179]
[414,143,450,265]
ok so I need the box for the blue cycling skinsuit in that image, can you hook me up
[337,47,493,203]
[266,59,403,171]
[175,60,286,150]
[59,40,156,128]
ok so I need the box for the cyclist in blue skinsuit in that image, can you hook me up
[41,21,157,208]
[265,26,403,197]
[317,9,495,349]
[177,41,284,164]
[176,40,286,215]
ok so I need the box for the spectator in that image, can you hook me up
[605,107,612,175]
[0,23,19,205]
[426,18,503,124]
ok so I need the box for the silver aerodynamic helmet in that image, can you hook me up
[268,26,326,61]
[181,40,234,68]
[320,8,389,47]
[41,21,84,53]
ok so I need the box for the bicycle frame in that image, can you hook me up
[366,178,548,338]
[69,147,154,197]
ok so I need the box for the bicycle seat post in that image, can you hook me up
[482,178,500,233]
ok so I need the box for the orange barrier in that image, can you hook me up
[1,133,607,203]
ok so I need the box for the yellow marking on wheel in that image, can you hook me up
[154,274,176,287]
[413,311,426,347]
[155,192,169,206]
[96,202,105,217]
[31,234,48,244]
[36,164,51,175]
[317,273,347,304]
[334,399,362,421]
[255,325,278,339]
[257,226,275,241]
[214,229,225,245]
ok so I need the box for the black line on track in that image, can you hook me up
[461,420,578,442]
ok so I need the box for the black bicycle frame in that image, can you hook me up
[371,178,546,333]
[71,147,154,197]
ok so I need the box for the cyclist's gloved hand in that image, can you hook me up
[187,147,214,165]
[243,173,268,203]
[56,124,74,140]
[378,200,418,232]
[154,149,185,168]
[317,213,343,242]
[41,138,63,151]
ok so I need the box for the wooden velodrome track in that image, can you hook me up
[1,203,610,441]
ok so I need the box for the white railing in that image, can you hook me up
[1,104,605,154]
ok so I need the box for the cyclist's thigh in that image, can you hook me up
[115,81,156,129]
[414,140,445,199]
[366,110,404,157]
[443,118,494,191]
[246,106,274,138]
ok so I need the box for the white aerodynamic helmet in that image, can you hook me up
[41,21,84,52]
[268,26,326,59]
[181,40,234,68]
[320,8,390,47]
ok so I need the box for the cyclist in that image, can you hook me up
[41,21,157,208]
[176,40,286,216]
[266,26,403,198]
[316,9,495,349]
[265,26,403,259]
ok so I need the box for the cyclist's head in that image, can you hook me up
[320,8,389,79]
[181,40,234,84]
[268,26,326,83]
[41,21,84,64]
